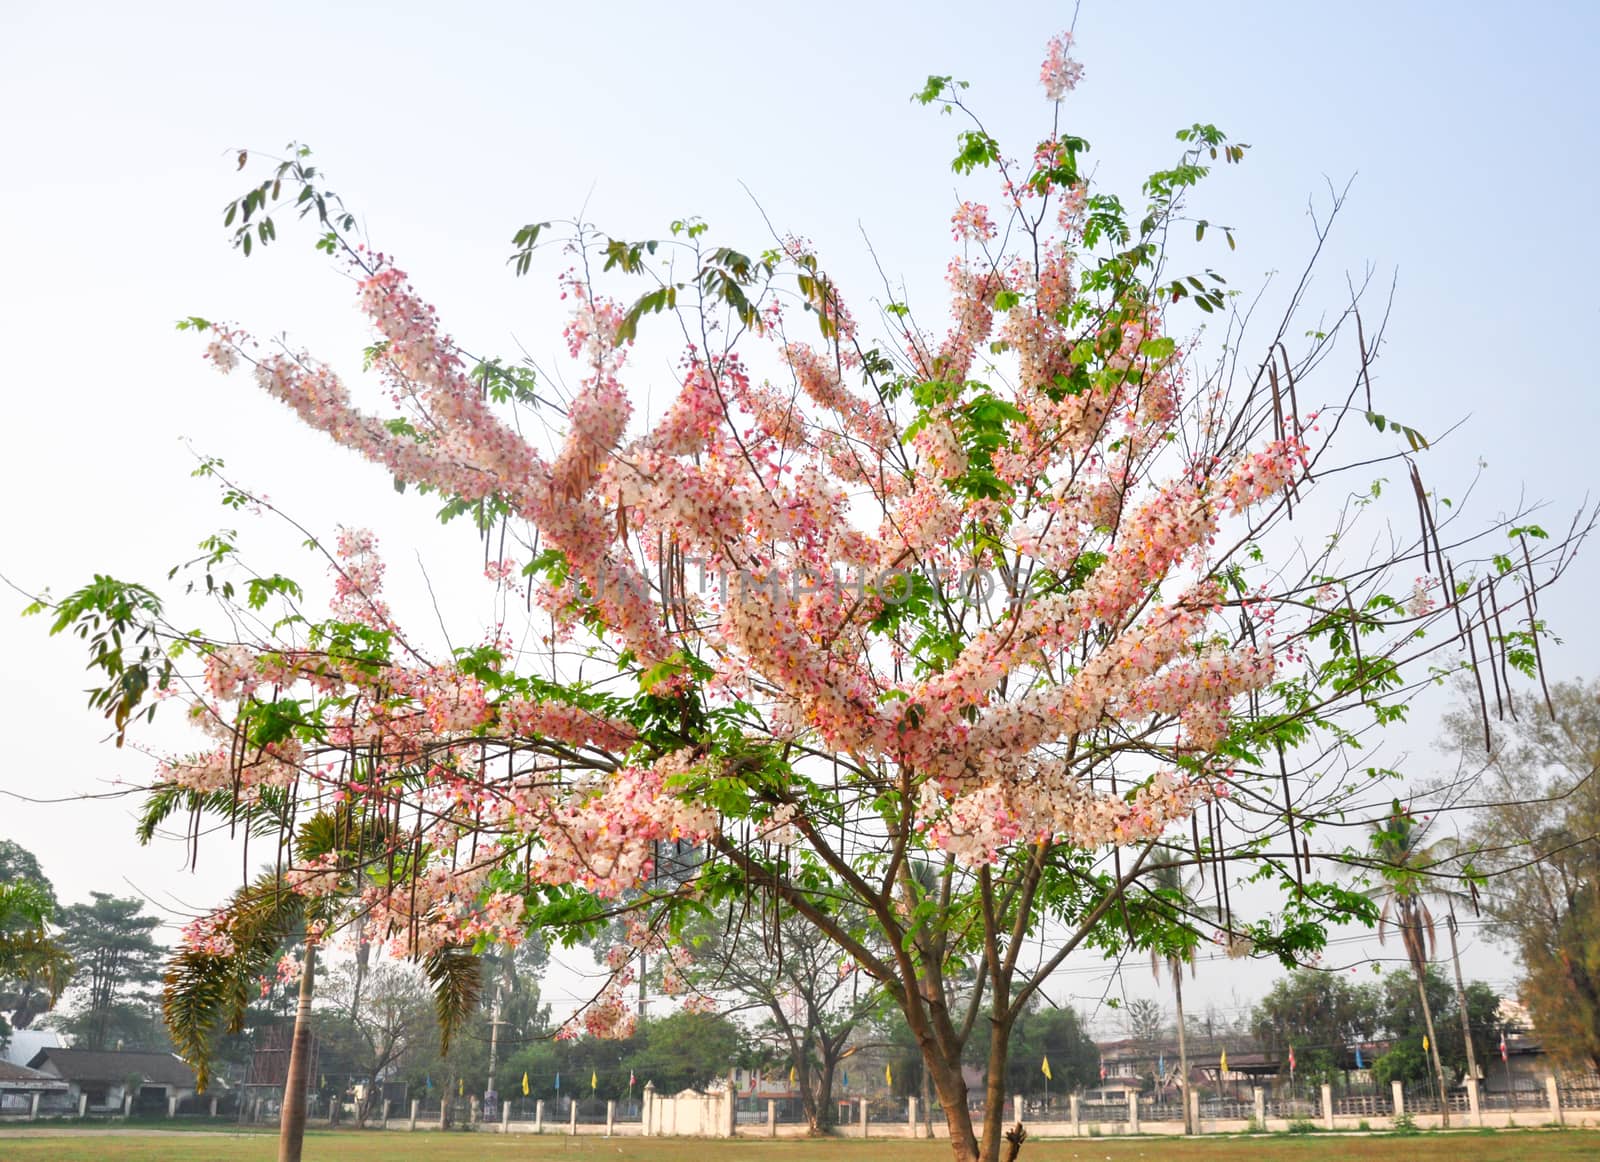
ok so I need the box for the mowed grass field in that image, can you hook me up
[2,1129,1599,1162]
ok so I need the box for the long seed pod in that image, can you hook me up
[1276,741,1303,895]
[1478,586,1504,719]
[1488,581,1517,720]
[1410,464,1436,577]
[1463,604,1493,751]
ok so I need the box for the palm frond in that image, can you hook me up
[423,944,482,1055]
[163,873,306,1091]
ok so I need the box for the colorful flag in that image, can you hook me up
[1288,1046,1296,1074]
[841,1070,849,1089]
[1099,1058,1106,1081]
[1219,1050,1228,1074]
[630,1069,637,1089]
[1500,1033,1509,1063]
[522,1072,530,1096]
[591,1070,598,1091]
[458,1078,464,1097]
[1356,1047,1365,1069]
[425,1074,433,1093]
[555,1072,561,1093]
[1422,1035,1430,1052]
[1158,1054,1165,1079]
[1041,1056,1053,1082]
[885,1064,893,1087]
[790,1064,797,1086]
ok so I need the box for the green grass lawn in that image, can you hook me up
[1,1129,1598,1162]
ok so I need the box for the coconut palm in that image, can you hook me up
[1370,799,1452,1125]
[149,795,481,1162]
[1140,851,1218,1135]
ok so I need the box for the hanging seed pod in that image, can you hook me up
[1478,586,1504,720]
[1488,581,1517,720]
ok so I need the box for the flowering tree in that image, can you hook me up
[32,34,1590,1162]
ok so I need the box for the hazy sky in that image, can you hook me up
[2,0,1597,1034]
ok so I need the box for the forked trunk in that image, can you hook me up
[278,941,316,1162]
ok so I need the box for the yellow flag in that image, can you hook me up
[789,1065,796,1085]
[1220,1050,1228,1073]
[885,1064,893,1087]
[1041,1056,1053,1081]
[458,1078,464,1096]
[1423,1036,1430,1052]
[522,1072,530,1096]
[591,1070,598,1091]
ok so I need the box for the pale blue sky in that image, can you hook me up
[2,0,1596,1030]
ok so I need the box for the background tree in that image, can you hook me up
[1373,966,1501,1087]
[0,878,72,1049]
[30,32,1592,1162]
[0,841,70,1035]
[1453,678,1600,1070]
[673,902,882,1132]
[1250,969,1382,1085]
[1006,1003,1098,1098]
[315,959,436,1125]
[54,893,163,1051]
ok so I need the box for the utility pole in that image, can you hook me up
[1445,908,1481,1089]
[486,987,504,1116]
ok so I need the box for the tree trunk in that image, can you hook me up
[924,1048,980,1162]
[1414,966,1450,1128]
[1173,962,1192,1134]
[278,941,316,1162]
[811,1057,835,1134]
[1445,912,1481,1088]
[975,1009,1017,1162]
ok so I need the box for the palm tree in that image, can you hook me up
[152,798,481,1162]
[0,880,73,1019]
[1370,800,1452,1126]
[1140,853,1216,1135]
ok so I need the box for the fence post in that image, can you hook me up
[1070,1093,1080,1137]
[438,1100,448,1131]
[409,1099,418,1131]
[762,1098,773,1137]
[1126,1089,1139,1133]
[1013,1094,1024,1125]
[860,1097,869,1138]
[569,1100,578,1135]
[502,1100,511,1131]
[535,1098,545,1133]
[1253,1086,1265,1129]
[605,1099,615,1136]
[1320,1083,1334,1130]
[470,1096,480,1127]
[1546,1075,1562,1125]
[123,1093,132,1119]
[907,1097,917,1139]
[28,1093,39,1121]
[640,1083,652,1137]
[1391,1080,1405,1123]
[1190,1089,1201,1135]
[379,1099,389,1130]
[78,1093,87,1118]
[1465,1077,1481,1126]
